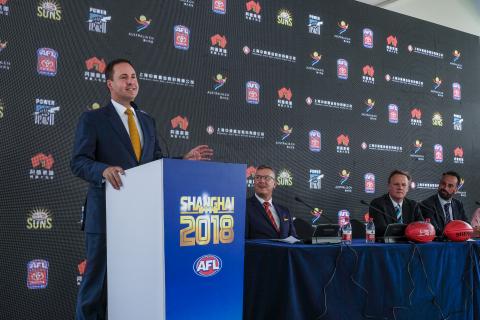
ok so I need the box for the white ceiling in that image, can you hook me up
[355,0,400,6]
[355,0,480,36]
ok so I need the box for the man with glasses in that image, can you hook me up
[245,165,297,239]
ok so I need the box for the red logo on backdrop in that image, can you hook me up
[171,116,189,130]
[193,254,222,277]
[277,87,292,100]
[363,28,373,48]
[337,59,348,79]
[37,48,58,76]
[76,259,87,285]
[411,108,422,119]
[85,57,106,73]
[212,0,226,14]
[246,1,261,13]
[27,259,49,289]
[246,166,256,178]
[362,65,374,77]
[210,34,227,48]
[434,144,443,163]
[246,81,260,104]
[309,130,321,152]
[452,82,461,100]
[364,212,370,222]
[31,153,55,169]
[388,104,399,124]
[174,25,190,50]
[0,0,8,4]
[387,35,397,47]
[337,134,350,146]
[454,147,464,158]
[364,173,375,193]
[78,260,87,274]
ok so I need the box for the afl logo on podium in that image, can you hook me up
[193,254,222,277]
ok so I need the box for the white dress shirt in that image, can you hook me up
[437,194,453,221]
[255,193,280,229]
[389,195,403,221]
[111,99,144,147]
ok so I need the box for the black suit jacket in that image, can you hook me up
[245,196,297,239]
[369,194,423,236]
[421,194,468,236]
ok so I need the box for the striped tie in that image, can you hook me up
[444,202,452,223]
[395,205,403,223]
[125,108,142,162]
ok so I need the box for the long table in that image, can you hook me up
[243,240,480,320]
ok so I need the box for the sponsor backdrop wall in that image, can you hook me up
[0,0,479,319]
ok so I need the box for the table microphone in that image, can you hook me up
[360,199,398,223]
[475,201,480,206]
[294,196,334,223]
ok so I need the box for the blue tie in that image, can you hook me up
[395,205,402,223]
[444,202,451,223]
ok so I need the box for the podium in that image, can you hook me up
[106,159,246,320]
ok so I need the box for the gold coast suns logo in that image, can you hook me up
[37,0,62,21]
[179,194,235,246]
[277,9,292,27]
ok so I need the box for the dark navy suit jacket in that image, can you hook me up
[71,102,162,233]
[369,193,423,237]
[421,194,468,236]
[245,195,297,239]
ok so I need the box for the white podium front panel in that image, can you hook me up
[106,160,165,320]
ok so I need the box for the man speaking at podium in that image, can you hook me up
[245,165,297,239]
[71,59,213,320]
[369,170,423,237]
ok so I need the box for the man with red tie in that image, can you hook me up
[245,165,297,239]
[71,58,213,320]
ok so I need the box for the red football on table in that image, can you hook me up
[405,221,436,243]
[444,220,473,242]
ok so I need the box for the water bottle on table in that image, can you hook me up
[366,217,375,243]
[341,221,352,244]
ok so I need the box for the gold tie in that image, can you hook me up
[124,108,142,161]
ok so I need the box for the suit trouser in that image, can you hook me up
[76,233,107,320]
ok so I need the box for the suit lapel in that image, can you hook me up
[434,196,446,227]
[404,200,413,222]
[384,194,396,223]
[451,200,458,220]
[272,202,284,234]
[136,110,151,163]
[253,198,278,232]
[105,103,137,161]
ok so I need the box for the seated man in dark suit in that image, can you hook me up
[421,171,468,236]
[245,165,297,239]
[369,170,423,236]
